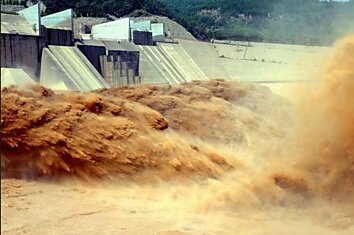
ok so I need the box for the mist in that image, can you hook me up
[261,0,354,45]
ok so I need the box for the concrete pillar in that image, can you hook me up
[120,61,128,85]
[107,55,114,86]
[127,69,135,85]
[99,55,106,78]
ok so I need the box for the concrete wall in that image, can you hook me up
[131,21,151,32]
[0,33,47,79]
[100,50,140,87]
[151,23,165,42]
[108,50,140,76]
[137,44,187,84]
[17,3,40,34]
[40,45,109,91]
[41,27,73,46]
[1,13,37,35]
[158,42,207,82]
[41,9,73,30]
[212,41,331,82]
[177,39,230,80]
[77,44,106,74]
[40,48,71,90]
[82,39,166,84]
[100,54,140,87]
[132,30,153,45]
[1,67,35,89]
[92,18,130,41]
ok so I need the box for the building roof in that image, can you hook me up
[0,13,37,35]
[82,40,139,52]
[1,4,25,13]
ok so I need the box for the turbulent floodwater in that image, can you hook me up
[1,35,354,235]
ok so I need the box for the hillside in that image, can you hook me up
[35,0,171,17]
[26,0,354,45]
[161,0,354,45]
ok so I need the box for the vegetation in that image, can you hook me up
[161,0,354,45]
[1,0,26,4]
[1,0,25,14]
[28,0,171,18]
[25,0,354,45]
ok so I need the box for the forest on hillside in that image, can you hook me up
[22,0,170,17]
[161,0,354,45]
[19,0,354,45]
